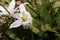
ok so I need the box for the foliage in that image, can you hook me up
[0,0,60,40]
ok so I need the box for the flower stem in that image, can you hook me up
[32,31,34,40]
[23,36,25,40]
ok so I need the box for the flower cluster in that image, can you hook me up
[0,0,32,29]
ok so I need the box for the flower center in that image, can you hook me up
[22,15,27,21]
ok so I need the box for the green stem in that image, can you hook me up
[32,31,34,40]
[29,24,43,37]
[23,36,25,40]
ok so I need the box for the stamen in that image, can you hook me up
[22,15,27,21]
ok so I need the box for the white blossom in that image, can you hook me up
[10,3,32,29]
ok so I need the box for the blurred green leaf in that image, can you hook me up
[55,14,60,25]
[5,30,21,40]
[29,24,43,37]
[26,5,38,18]
[41,24,57,33]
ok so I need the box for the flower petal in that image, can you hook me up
[24,12,32,24]
[9,20,22,29]
[11,13,23,19]
[22,12,32,25]
[8,0,15,13]
[25,12,31,17]
[19,4,26,13]
[19,2,29,13]
[27,16,32,24]
[0,6,8,15]
[18,13,23,18]
[23,2,29,5]
[27,19,32,24]
[23,21,29,27]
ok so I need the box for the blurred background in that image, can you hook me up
[0,0,60,40]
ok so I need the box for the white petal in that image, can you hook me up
[27,19,32,24]
[27,16,32,22]
[9,20,22,29]
[19,3,27,13]
[26,14,32,24]
[22,12,32,25]
[11,13,23,19]
[14,2,28,12]
[19,4,25,13]
[23,2,29,5]
[11,13,20,19]
[22,19,32,27]
[23,21,29,27]
[25,12,31,17]
[24,12,32,22]
[28,17,32,24]
[18,13,23,18]
[0,6,8,15]
[8,0,15,13]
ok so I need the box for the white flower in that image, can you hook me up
[10,2,32,29]
[0,0,15,16]
[9,11,32,29]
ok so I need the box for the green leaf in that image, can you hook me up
[40,7,52,24]
[45,24,52,31]
[55,14,60,25]
[41,24,57,32]
[29,24,43,37]
[5,30,21,40]
[5,30,16,39]
[6,0,11,4]
[41,24,46,31]
[26,5,38,18]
